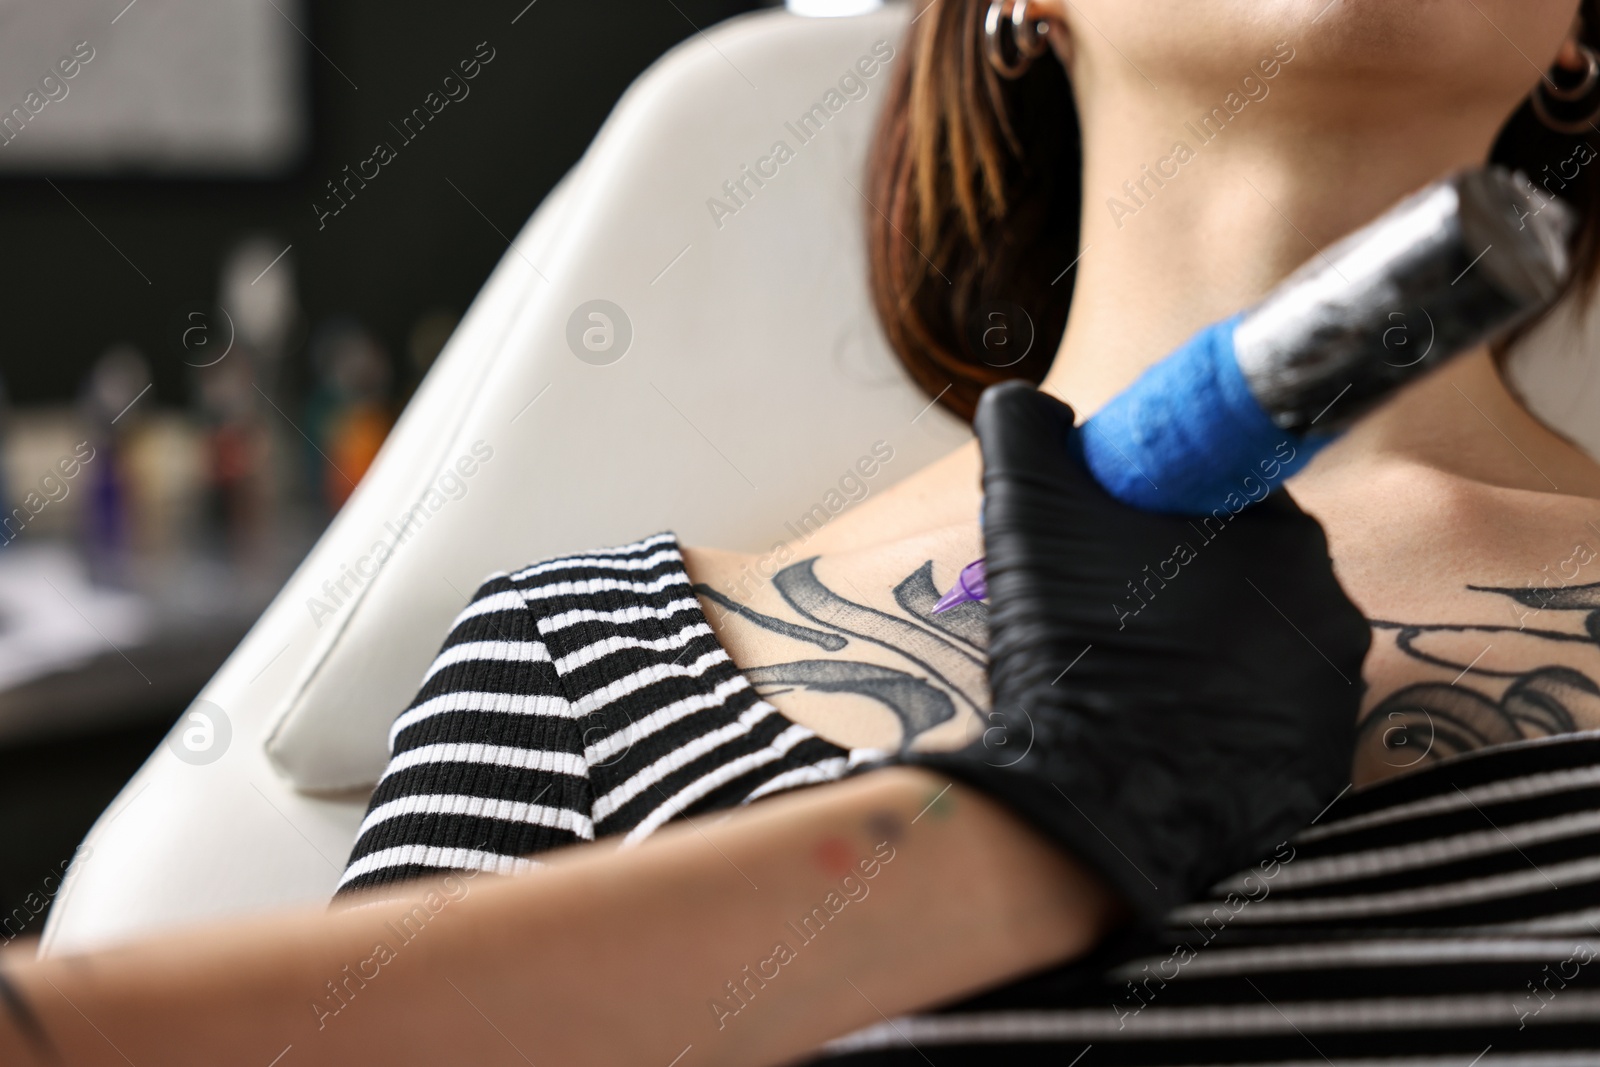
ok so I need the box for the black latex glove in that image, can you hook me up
[907,381,1368,926]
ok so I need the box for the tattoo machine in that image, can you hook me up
[936,166,1576,612]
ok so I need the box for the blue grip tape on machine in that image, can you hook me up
[1079,313,1317,515]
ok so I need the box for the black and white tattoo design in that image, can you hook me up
[1359,580,1600,775]
[695,556,989,748]
[743,661,960,740]
[714,561,1597,770]
[894,561,990,655]
[693,585,847,652]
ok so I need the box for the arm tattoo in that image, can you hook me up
[1360,579,1600,773]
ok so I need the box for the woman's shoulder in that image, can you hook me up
[501,531,684,582]
[457,532,691,619]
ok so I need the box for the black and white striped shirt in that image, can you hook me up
[336,532,874,895]
[339,533,1600,1064]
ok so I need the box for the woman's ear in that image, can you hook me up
[1557,8,1588,70]
[1025,0,1073,66]
[1556,35,1586,72]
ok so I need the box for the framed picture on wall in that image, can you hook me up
[0,0,307,175]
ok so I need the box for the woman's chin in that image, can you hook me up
[1069,0,1572,104]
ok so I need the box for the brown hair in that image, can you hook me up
[867,1,1600,422]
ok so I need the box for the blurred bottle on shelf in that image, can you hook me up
[122,411,205,563]
[80,344,148,584]
[185,236,304,564]
[219,236,301,400]
[305,318,393,515]
[194,353,269,562]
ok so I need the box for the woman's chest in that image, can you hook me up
[1307,474,1600,785]
[683,474,1600,774]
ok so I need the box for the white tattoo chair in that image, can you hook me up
[39,0,1600,956]
[39,1,973,955]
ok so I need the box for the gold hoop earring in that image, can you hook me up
[984,0,1052,80]
[1532,41,1600,133]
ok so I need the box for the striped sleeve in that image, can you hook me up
[334,572,590,899]
[516,535,857,848]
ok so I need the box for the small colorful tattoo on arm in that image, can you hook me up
[865,810,908,845]
[812,836,856,878]
[914,784,956,823]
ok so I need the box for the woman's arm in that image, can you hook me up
[0,767,1118,1067]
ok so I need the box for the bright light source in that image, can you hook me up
[786,0,883,17]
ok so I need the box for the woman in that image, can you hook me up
[6,0,1600,1063]
[343,0,1600,1056]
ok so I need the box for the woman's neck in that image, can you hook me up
[1306,346,1600,500]
[1039,51,1509,418]
[1035,58,1600,497]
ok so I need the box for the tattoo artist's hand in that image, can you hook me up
[909,381,1369,926]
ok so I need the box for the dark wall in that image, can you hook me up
[0,0,765,406]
